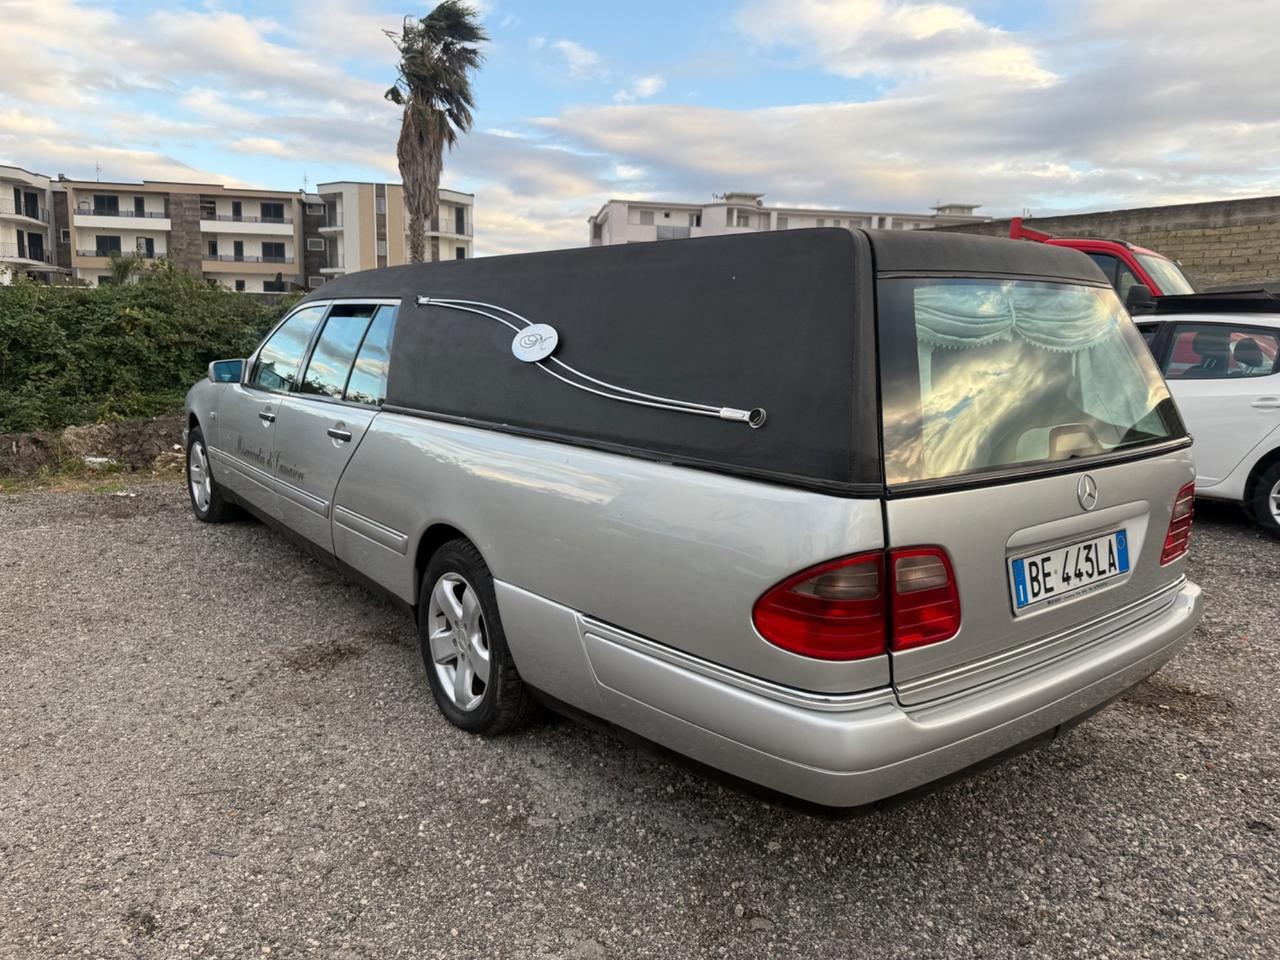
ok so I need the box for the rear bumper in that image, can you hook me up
[578,580,1202,808]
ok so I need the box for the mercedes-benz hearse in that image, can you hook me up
[184,228,1202,807]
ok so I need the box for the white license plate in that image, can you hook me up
[1009,529,1130,611]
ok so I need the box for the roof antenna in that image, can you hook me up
[95,160,101,182]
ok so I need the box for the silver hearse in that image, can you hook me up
[185,229,1202,807]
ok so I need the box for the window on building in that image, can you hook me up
[260,202,285,222]
[93,195,119,216]
[736,212,751,228]
[207,239,218,258]
[816,218,825,227]
[662,210,671,219]
[233,240,245,260]
[200,199,216,220]
[94,235,122,256]
[27,233,43,261]
[832,219,842,228]
[60,229,70,243]
[231,201,243,220]
[455,205,466,235]
[306,237,325,251]
[638,210,654,226]
[456,246,466,259]
[136,237,155,258]
[133,196,145,217]
[307,203,324,216]
[263,279,287,293]
[15,230,25,259]
[262,241,286,262]
[689,213,702,228]
[235,279,246,292]
[777,216,789,230]
[376,239,388,256]
[376,195,387,215]
[308,276,325,287]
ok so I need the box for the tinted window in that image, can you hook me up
[878,279,1184,484]
[1086,252,1117,285]
[299,305,376,399]
[250,305,325,392]
[1136,254,1195,295]
[1164,324,1279,380]
[344,305,398,405]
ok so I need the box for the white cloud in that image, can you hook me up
[551,39,603,78]
[613,75,665,104]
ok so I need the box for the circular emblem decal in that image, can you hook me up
[511,323,559,363]
[1077,474,1099,511]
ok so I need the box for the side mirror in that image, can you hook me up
[208,358,245,383]
[1125,283,1155,313]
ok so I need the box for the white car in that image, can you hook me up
[1138,303,1280,533]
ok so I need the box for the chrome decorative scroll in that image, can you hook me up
[416,296,767,428]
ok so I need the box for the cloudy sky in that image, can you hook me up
[1,0,1277,255]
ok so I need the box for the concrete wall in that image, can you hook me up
[939,196,1280,290]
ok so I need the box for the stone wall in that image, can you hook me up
[938,195,1280,290]
[165,192,205,276]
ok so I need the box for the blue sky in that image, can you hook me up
[1,0,1277,254]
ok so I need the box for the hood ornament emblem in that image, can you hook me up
[1077,474,1099,511]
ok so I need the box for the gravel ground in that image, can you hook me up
[0,482,1276,959]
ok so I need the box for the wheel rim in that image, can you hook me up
[1269,477,1280,523]
[425,572,490,712]
[189,441,212,513]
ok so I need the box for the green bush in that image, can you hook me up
[0,263,298,432]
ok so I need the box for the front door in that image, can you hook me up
[1158,321,1280,487]
[271,303,397,550]
[211,304,327,519]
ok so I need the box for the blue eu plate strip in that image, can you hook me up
[1116,530,1129,572]
[1012,558,1029,609]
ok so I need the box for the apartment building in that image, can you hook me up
[588,192,986,246]
[0,165,66,284]
[307,181,473,283]
[60,179,304,293]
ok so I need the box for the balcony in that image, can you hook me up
[319,213,343,231]
[202,254,296,274]
[0,200,48,224]
[73,208,171,231]
[1,242,53,264]
[200,214,294,236]
[205,254,294,263]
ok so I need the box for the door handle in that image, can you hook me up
[327,427,353,442]
[1251,397,1280,410]
[258,410,276,423]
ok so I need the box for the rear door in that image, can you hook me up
[212,303,327,520]
[271,302,398,551]
[876,277,1193,702]
[1156,320,1280,487]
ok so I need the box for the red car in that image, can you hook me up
[1010,217,1196,303]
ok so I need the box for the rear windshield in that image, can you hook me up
[1136,254,1195,295]
[878,278,1186,486]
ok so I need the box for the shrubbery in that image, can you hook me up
[0,263,297,432]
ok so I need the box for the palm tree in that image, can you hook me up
[385,2,486,263]
[106,251,145,285]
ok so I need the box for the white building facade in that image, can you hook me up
[589,192,986,246]
[0,166,65,284]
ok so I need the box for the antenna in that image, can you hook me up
[302,172,309,193]
[95,160,101,182]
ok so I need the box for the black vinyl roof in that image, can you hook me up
[866,227,1111,284]
[297,228,1108,494]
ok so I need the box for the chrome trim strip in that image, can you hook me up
[208,446,273,491]
[275,477,327,516]
[578,615,895,713]
[895,576,1188,704]
[333,505,409,555]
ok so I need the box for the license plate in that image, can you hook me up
[1010,530,1129,611]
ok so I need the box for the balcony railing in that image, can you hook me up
[74,207,168,219]
[76,248,159,259]
[0,200,49,223]
[319,214,343,228]
[0,243,53,263]
[206,254,294,264]
[203,214,293,224]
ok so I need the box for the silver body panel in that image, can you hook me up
[183,315,1203,807]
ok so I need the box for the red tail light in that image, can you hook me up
[1160,482,1195,565]
[753,546,961,661]
[751,552,886,660]
[889,547,961,652]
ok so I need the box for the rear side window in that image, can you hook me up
[1163,323,1279,379]
[300,305,377,399]
[344,305,397,405]
[250,305,326,392]
[878,278,1185,485]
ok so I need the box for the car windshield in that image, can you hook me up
[1136,254,1195,295]
[878,278,1186,485]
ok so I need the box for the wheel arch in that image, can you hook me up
[412,522,477,615]
[1244,446,1280,509]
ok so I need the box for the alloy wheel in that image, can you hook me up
[426,572,491,712]
[189,441,212,513]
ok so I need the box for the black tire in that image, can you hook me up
[186,426,237,523]
[418,539,539,735]
[1250,462,1280,536]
